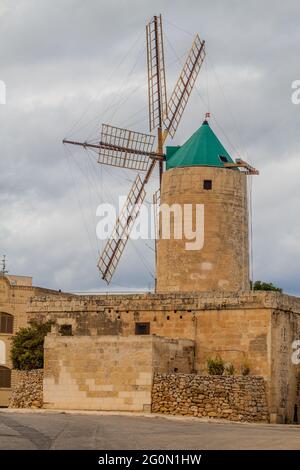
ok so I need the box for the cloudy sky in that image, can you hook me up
[0,0,299,294]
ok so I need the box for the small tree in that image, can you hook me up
[11,321,52,370]
[252,280,282,293]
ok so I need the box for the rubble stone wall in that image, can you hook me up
[9,369,43,408]
[152,373,269,422]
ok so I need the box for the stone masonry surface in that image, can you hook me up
[28,290,300,423]
[44,335,194,412]
[156,166,249,293]
[152,373,269,422]
[9,369,43,409]
[2,285,299,423]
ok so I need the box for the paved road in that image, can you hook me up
[0,411,300,450]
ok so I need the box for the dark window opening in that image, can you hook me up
[59,324,72,336]
[0,313,13,334]
[294,404,298,423]
[219,155,228,163]
[174,367,178,373]
[180,315,183,319]
[0,366,11,388]
[167,316,170,320]
[135,322,150,335]
[203,180,212,190]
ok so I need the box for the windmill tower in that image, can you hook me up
[156,117,258,293]
[63,15,206,284]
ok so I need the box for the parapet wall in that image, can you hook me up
[152,373,269,422]
[29,290,300,316]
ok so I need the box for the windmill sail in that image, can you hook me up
[63,15,206,285]
[99,124,155,171]
[146,14,168,131]
[98,174,146,283]
[164,34,206,138]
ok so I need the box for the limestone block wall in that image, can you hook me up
[44,335,194,411]
[269,310,300,423]
[152,373,269,422]
[30,292,278,377]
[195,308,271,377]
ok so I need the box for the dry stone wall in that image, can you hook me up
[152,373,269,422]
[9,370,43,408]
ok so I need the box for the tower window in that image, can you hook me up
[219,155,228,163]
[203,180,212,190]
[135,322,150,335]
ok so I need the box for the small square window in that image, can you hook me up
[203,180,212,190]
[59,324,72,336]
[135,322,150,335]
[219,155,228,163]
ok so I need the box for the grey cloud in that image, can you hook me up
[0,0,300,294]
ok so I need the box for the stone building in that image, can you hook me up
[2,120,300,423]
[29,290,300,422]
[0,274,62,406]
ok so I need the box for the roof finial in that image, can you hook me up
[1,255,8,276]
[203,112,210,125]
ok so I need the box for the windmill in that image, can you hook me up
[63,15,206,284]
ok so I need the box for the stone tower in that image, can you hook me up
[156,119,250,293]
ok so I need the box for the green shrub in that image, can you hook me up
[224,363,235,375]
[252,280,282,293]
[11,320,52,370]
[207,356,225,375]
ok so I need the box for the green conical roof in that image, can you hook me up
[166,120,235,170]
